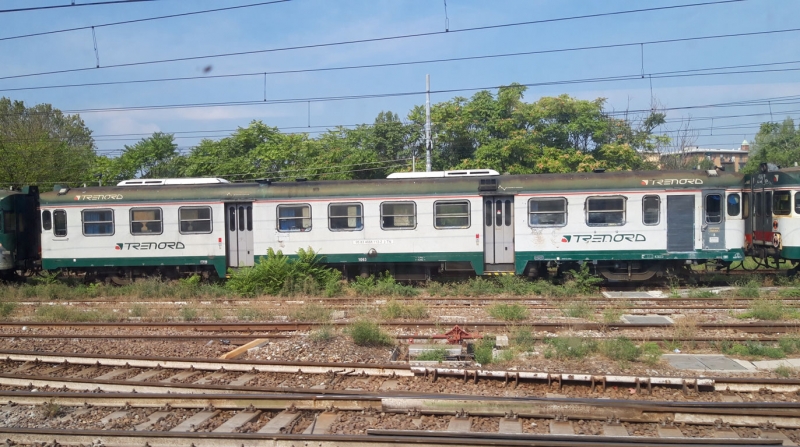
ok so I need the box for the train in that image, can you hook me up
[0,164,796,283]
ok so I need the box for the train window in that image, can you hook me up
[504,200,512,226]
[329,203,363,231]
[434,201,470,229]
[179,207,212,234]
[381,202,416,230]
[743,193,750,219]
[727,193,741,217]
[528,198,567,227]
[277,204,311,232]
[796,192,800,215]
[130,208,163,235]
[705,194,722,224]
[484,200,492,226]
[82,209,114,236]
[586,196,625,226]
[53,210,67,237]
[773,191,791,215]
[766,191,772,216]
[246,206,253,231]
[2,212,14,233]
[642,195,660,225]
[42,210,52,231]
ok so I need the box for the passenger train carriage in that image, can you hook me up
[34,169,746,282]
[744,165,800,267]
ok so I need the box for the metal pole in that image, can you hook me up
[425,74,432,172]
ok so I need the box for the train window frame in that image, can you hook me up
[773,190,791,216]
[766,191,772,216]
[642,195,660,226]
[796,192,800,215]
[528,197,567,227]
[81,209,114,236]
[380,201,417,230]
[53,210,67,237]
[727,193,741,217]
[434,200,470,229]
[328,202,363,231]
[705,194,722,224]
[130,207,163,235]
[179,206,213,234]
[585,196,626,227]
[755,192,762,217]
[42,210,52,231]
[277,204,312,232]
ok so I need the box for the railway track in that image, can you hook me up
[1,350,799,396]
[0,389,797,446]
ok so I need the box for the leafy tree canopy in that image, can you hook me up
[743,118,800,173]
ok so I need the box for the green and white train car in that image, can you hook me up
[37,169,746,281]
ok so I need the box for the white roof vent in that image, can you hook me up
[116,178,230,186]
[387,169,499,179]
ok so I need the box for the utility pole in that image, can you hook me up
[425,74,432,172]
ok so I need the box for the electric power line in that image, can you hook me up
[0,0,164,14]
[0,0,291,42]
[0,0,751,81]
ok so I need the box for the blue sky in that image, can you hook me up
[1,0,799,158]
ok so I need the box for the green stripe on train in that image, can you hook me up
[42,256,228,277]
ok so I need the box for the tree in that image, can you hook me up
[93,132,183,183]
[743,119,800,173]
[0,97,96,187]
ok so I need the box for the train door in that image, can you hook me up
[226,202,254,267]
[667,195,695,252]
[754,190,773,245]
[702,191,725,250]
[483,196,514,270]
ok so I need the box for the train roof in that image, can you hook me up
[744,167,800,187]
[39,169,744,206]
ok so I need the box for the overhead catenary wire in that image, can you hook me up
[0,0,164,14]
[0,0,291,42]
[0,0,752,81]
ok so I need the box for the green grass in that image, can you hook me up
[778,336,800,354]
[291,303,332,322]
[237,307,264,321]
[35,305,114,322]
[721,340,785,359]
[561,300,594,319]
[640,342,662,366]
[179,306,198,321]
[738,298,800,320]
[486,303,528,321]
[600,337,641,362]
[310,325,336,342]
[736,279,761,298]
[348,320,393,347]
[380,300,428,319]
[0,301,16,318]
[350,273,418,297]
[510,327,536,352]
[775,365,794,378]
[688,290,716,298]
[129,303,148,318]
[415,348,448,362]
[543,337,597,360]
[779,288,800,298]
[601,306,624,324]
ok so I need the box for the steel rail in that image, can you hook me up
[2,428,777,447]
[2,390,798,423]
[0,321,797,332]
[4,350,800,394]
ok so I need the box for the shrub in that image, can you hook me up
[472,336,495,365]
[487,303,528,321]
[348,320,393,347]
[496,275,535,296]
[779,336,800,354]
[566,263,603,294]
[779,288,800,298]
[129,304,148,318]
[454,277,500,296]
[601,306,624,324]
[600,337,641,362]
[543,337,596,360]
[775,365,794,378]
[226,248,341,297]
[736,279,761,298]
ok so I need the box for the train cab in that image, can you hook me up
[0,187,40,277]
[744,164,800,267]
